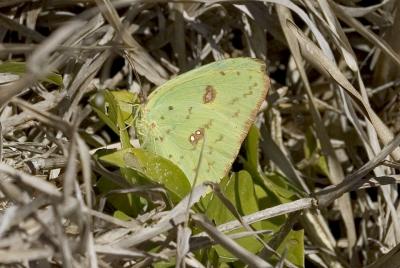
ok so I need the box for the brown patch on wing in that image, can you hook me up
[203,85,217,104]
[215,134,224,142]
[229,97,240,105]
[222,67,270,177]
[232,109,240,118]
[207,161,216,172]
[186,107,193,120]
[203,119,214,129]
[243,90,253,97]
[188,128,205,145]
[239,69,269,146]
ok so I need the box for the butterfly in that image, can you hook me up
[135,58,269,185]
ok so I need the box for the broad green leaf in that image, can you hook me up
[276,229,304,267]
[206,170,268,260]
[96,175,140,217]
[244,124,261,172]
[100,148,191,203]
[255,179,304,267]
[242,125,298,203]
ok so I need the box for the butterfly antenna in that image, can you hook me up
[124,50,146,101]
[184,133,206,228]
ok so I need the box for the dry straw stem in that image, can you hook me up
[278,6,358,259]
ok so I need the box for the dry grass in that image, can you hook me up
[1,1,400,267]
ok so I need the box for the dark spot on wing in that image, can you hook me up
[232,109,240,118]
[215,134,224,142]
[203,85,217,104]
[203,119,214,129]
[186,107,193,120]
[220,71,226,76]
[168,106,174,110]
[243,90,253,97]
[207,160,215,172]
[229,97,240,105]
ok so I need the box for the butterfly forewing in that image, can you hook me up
[137,58,269,184]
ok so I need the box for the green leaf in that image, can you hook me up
[242,126,298,204]
[99,148,191,203]
[277,230,304,267]
[96,175,141,217]
[244,124,261,171]
[153,258,175,268]
[253,182,304,267]
[0,61,62,86]
[205,170,268,260]
[113,210,132,221]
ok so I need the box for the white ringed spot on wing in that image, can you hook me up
[189,128,205,145]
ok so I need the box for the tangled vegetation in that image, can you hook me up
[1,1,400,267]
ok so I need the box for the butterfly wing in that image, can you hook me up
[137,58,269,184]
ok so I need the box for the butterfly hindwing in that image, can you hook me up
[137,58,269,184]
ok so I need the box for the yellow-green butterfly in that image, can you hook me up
[135,58,269,185]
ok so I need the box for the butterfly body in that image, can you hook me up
[136,58,269,185]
